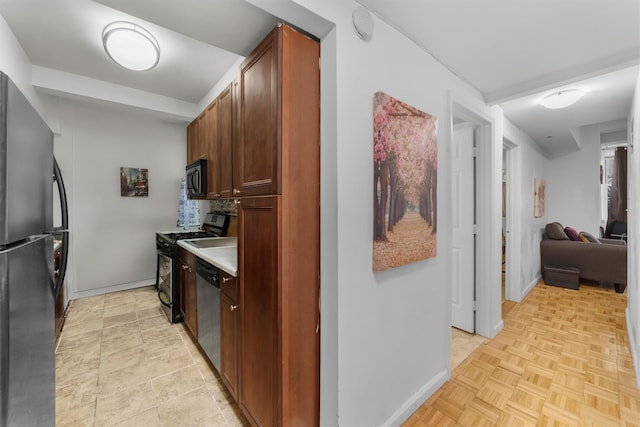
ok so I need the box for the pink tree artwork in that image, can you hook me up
[373,92,438,271]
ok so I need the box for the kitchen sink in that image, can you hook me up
[185,237,237,249]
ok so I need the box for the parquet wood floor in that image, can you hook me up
[404,281,640,426]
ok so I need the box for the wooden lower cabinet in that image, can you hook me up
[238,196,319,427]
[220,291,239,401]
[177,246,197,338]
[239,197,278,426]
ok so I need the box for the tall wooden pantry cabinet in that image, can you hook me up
[236,24,320,427]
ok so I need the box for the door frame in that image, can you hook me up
[450,93,502,339]
[503,138,523,303]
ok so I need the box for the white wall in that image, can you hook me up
[504,119,549,299]
[51,98,187,299]
[0,14,47,122]
[546,125,601,236]
[627,72,640,387]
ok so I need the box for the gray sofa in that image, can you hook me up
[540,223,627,293]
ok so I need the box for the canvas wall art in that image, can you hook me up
[534,177,545,217]
[120,167,148,197]
[373,92,438,271]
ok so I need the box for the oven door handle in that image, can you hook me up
[158,289,172,308]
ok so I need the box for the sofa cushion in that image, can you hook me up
[564,226,581,241]
[579,231,601,244]
[546,222,569,240]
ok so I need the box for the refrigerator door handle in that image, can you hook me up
[52,157,69,299]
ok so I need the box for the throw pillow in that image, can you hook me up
[545,222,569,240]
[564,226,581,242]
[579,231,601,244]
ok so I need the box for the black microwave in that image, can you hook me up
[186,159,207,197]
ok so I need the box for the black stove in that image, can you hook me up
[156,212,231,323]
[156,230,216,255]
[156,212,231,254]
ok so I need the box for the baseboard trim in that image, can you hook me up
[492,319,504,338]
[381,369,449,427]
[626,307,640,388]
[521,274,541,301]
[68,279,155,301]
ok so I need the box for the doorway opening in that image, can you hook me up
[502,141,517,317]
[450,119,483,370]
[450,97,500,371]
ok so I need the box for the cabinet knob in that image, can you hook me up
[182,265,188,270]
[222,276,233,283]
[234,199,241,206]
[230,304,239,311]
[233,189,242,195]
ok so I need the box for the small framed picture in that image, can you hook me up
[534,177,545,217]
[120,167,148,197]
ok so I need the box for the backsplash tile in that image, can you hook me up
[209,200,237,215]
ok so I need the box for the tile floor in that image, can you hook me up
[55,286,248,427]
[451,328,488,370]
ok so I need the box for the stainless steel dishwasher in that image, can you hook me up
[195,258,221,372]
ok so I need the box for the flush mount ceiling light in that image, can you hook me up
[540,89,584,109]
[102,21,160,71]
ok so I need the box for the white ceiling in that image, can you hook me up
[0,0,638,155]
[0,0,280,103]
[358,0,640,156]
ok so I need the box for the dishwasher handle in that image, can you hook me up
[196,258,220,289]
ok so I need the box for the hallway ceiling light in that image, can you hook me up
[102,21,160,71]
[540,89,584,109]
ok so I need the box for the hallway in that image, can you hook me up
[406,282,639,425]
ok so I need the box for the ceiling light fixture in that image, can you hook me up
[102,21,160,71]
[540,89,584,109]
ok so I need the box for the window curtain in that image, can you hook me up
[607,146,627,227]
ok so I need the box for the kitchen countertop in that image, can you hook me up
[177,237,238,277]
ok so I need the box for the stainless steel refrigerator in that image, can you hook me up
[0,71,69,426]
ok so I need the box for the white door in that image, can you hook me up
[451,125,475,332]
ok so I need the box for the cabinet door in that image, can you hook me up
[187,114,207,166]
[206,100,220,198]
[186,121,196,165]
[178,247,198,338]
[218,84,234,199]
[238,29,279,197]
[239,196,279,426]
[196,113,207,161]
[221,292,238,401]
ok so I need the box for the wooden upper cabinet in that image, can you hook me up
[237,28,279,197]
[218,84,234,199]
[237,24,320,198]
[187,113,207,165]
[186,121,196,165]
[206,99,220,198]
[196,114,207,161]
[185,82,235,199]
